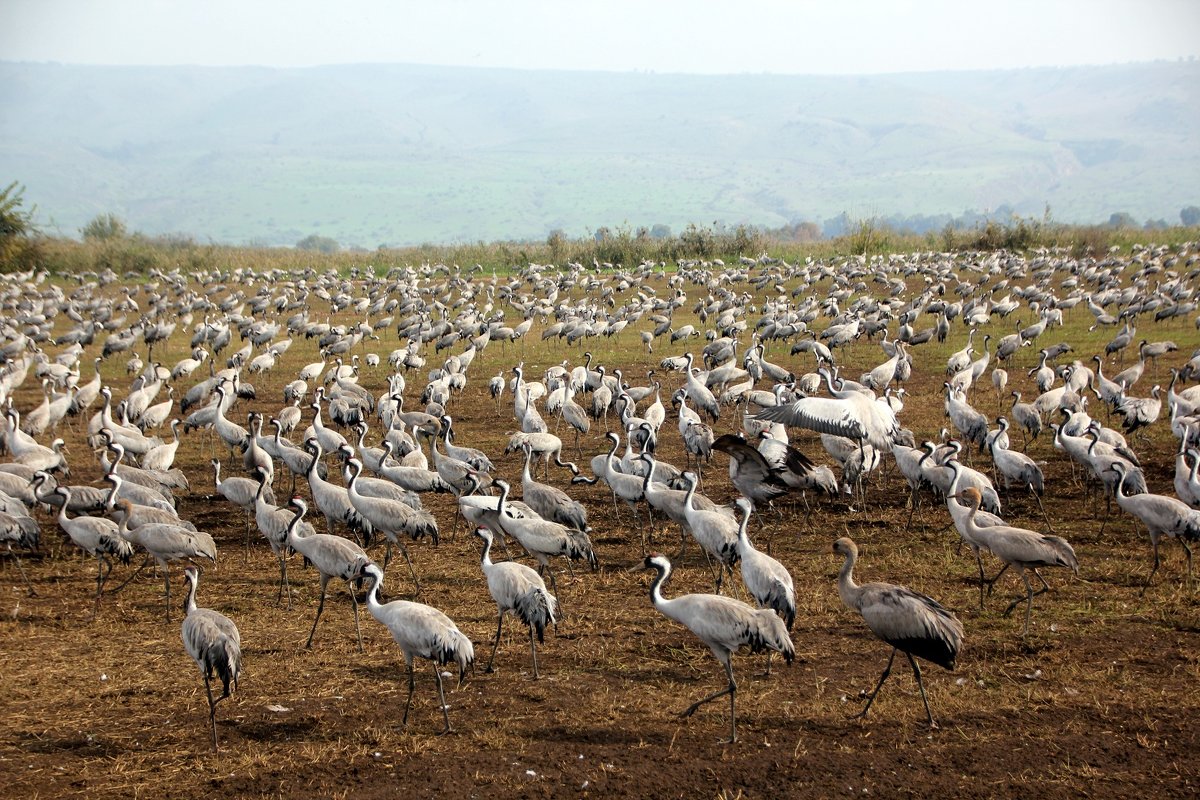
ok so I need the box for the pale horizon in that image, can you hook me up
[2,0,1197,76]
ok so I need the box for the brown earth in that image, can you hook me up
[0,272,1197,799]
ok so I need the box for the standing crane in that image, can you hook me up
[285,497,373,652]
[755,367,900,453]
[473,526,557,678]
[345,457,436,595]
[180,566,241,752]
[54,486,133,609]
[732,497,795,634]
[952,487,1078,635]
[635,553,794,743]
[833,537,962,727]
[357,562,474,734]
[1108,461,1200,592]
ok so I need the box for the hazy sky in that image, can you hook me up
[2,0,1197,74]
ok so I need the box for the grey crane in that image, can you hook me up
[755,367,900,453]
[1108,461,1200,592]
[944,459,1009,609]
[1009,391,1042,447]
[303,438,372,543]
[253,471,313,608]
[285,497,373,652]
[731,498,794,674]
[989,418,1052,528]
[952,487,1078,635]
[180,566,241,752]
[356,561,474,734]
[345,457,435,595]
[0,506,40,595]
[54,486,133,609]
[681,471,740,592]
[682,353,720,421]
[114,500,217,622]
[833,537,962,727]
[491,479,597,594]
[519,442,588,532]
[636,553,794,743]
[473,526,557,678]
[712,432,810,511]
[211,459,263,551]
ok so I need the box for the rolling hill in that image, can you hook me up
[1,60,1196,246]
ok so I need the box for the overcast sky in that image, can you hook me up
[2,0,1197,74]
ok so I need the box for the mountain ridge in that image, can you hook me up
[1,60,1197,246]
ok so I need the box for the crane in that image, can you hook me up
[635,553,793,743]
[180,566,241,751]
[1108,461,1200,592]
[356,562,474,734]
[952,487,1078,635]
[755,367,900,453]
[54,486,133,610]
[731,497,794,674]
[345,457,436,595]
[285,497,373,652]
[833,537,962,727]
[473,526,557,678]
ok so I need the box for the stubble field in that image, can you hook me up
[0,262,1197,799]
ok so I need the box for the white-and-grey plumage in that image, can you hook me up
[474,526,557,678]
[180,566,241,752]
[833,536,962,727]
[638,553,794,743]
[357,561,474,734]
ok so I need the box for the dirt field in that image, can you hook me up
[1,264,1197,799]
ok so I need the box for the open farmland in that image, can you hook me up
[0,249,1198,799]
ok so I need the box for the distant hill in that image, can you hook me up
[1,61,1197,247]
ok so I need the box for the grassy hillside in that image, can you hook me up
[1,61,1197,246]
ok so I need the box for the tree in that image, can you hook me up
[649,223,672,239]
[0,182,38,272]
[296,234,339,253]
[1181,206,1200,226]
[81,213,127,241]
[1107,212,1137,229]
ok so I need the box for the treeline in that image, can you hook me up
[3,184,1199,277]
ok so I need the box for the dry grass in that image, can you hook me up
[0,266,1198,798]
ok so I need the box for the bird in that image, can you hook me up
[491,479,597,593]
[473,526,557,678]
[832,537,962,727]
[54,486,133,609]
[711,432,805,510]
[180,566,241,752]
[951,487,1078,635]
[731,498,795,673]
[1108,461,1200,592]
[755,367,900,452]
[285,497,373,652]
[344,456,436,594]
[114,503,217,622]
[356,562,474,734]
[636,553,794,743]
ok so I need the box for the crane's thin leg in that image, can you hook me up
[203,671,219,751]
[110,553,150,594]
[975,550,987,610]
[433,663,452,735]
[529,624,539,679]
[401,661,415,726]
[10,552,35,596]
[984,564,1010,596]
[905,652,938,728]
[1141,538,1161,596]
[681,655,738,744]
[277,554,292,610]
[486,611,505,673]
[854,648,897,720]
[350,583,363,653]
[1033,490,1055,534]
[243,514,252,564]
[1183,540,1194,581]
[305,577,329,648]
[164,565,172,623]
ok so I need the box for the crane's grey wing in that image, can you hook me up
[755,398,865,440]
